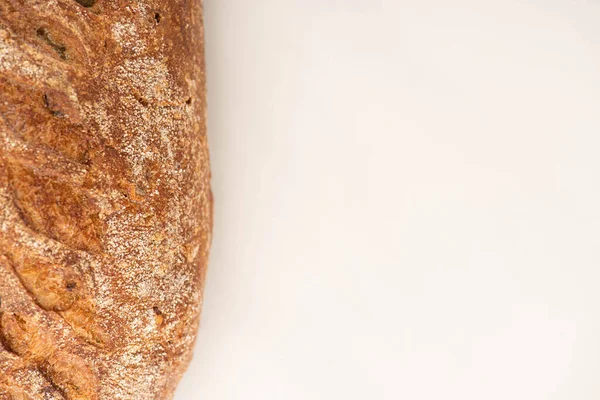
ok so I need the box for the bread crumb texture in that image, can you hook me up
[0,0,211,399]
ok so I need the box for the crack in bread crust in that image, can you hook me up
[0,312,97,400]
[0,0,211,399]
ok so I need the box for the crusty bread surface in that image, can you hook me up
[0,0,211,399]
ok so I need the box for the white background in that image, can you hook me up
[177,1,600,399]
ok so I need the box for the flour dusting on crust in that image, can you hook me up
[0,1,210,399]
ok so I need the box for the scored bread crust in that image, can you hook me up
[0,0,212,399]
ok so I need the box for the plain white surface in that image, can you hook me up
[176,1,600,399]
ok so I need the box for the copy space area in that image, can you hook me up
[177,2,600,399]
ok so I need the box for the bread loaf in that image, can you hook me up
[0,0,212,398]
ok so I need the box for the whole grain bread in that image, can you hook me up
[0,1,212,399]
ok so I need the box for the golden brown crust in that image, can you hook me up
[0,0,211,398]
